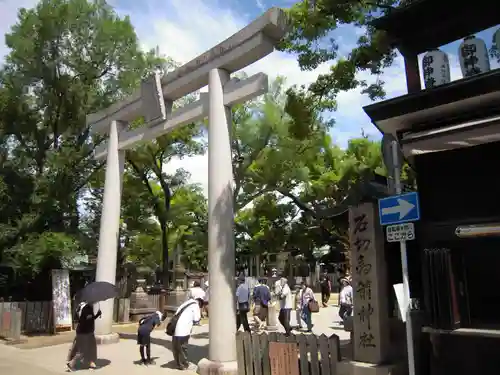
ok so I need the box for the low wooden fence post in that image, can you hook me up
[236,332,341,375]
[0,305,22,341]
[1,300,55,335]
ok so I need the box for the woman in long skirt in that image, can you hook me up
[67,302,101,371]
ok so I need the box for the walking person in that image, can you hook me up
[277,278,292,336]
[320,273,331,307]
[236,277,251,332]
[171,297,203,370]
[137,311,164,365]
[300,282,315,332]
[252,278,271,331]
[294,284,304,330]
[339,277,353,324]
[66,301,101,371]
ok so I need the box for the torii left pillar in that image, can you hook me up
[94,120,126,344]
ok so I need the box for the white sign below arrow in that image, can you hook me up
[386,223,415,243]
[381,198,415,220]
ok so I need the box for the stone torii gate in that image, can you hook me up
[87,7,287,375]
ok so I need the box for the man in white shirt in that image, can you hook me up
[276,278,293,336]
[339,278,353,323]
[173,298,202,370]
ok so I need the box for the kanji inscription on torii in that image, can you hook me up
[349,202,390,364]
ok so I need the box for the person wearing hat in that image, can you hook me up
[338,278,353,324]
[137,310,164,365]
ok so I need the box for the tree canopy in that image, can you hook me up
[280,0,417,121]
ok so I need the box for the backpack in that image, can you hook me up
[139,314,152,326]
[166,302,196,336]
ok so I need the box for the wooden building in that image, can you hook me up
[363,1,500,374]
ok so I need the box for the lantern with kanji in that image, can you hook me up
[458,35,490,77]
[422,49,451,89]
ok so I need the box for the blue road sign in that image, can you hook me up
[378,192,420,226]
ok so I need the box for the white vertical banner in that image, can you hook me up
[51,269,73,330]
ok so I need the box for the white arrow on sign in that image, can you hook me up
[381,198,415,219]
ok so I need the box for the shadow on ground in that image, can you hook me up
[118,333,208,365]
[132,356,160,365]
[72,358,111,371]
[160,360,180,369]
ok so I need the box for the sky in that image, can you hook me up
[0,0,499,195]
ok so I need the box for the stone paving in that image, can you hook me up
[0,304,349,375]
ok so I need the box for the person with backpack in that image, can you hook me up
[166,297,203,370]
[137,311,164,365]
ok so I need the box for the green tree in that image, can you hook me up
[232,76,330,212]
[167,184,208,271]
[235,193,297,258]
[280,0,414,119]
[0,0,161,274]
[125,122,205,285]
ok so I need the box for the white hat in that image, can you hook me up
[156,311,163,321]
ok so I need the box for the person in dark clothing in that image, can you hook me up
[320,274,331,307]
[137,311,164,365]
[67,302,101,371]
[252,279,271,330]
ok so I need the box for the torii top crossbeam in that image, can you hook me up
[86,7,288,135]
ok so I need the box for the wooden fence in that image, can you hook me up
[0,306,22,340]
[236,332,341,375]
[0,301,54,334]
[0,295,160,335]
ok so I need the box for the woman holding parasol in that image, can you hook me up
[66,281,117,371]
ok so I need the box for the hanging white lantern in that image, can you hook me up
[421,49,451,89]
[458,35,490,78]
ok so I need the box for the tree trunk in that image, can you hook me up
[160,219,169,289]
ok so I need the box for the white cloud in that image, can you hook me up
[130,0,331,88]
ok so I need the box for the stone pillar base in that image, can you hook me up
[337,361,401,375]
[197,358,238,375]
[95,332,120,345]
[266,303,278,331]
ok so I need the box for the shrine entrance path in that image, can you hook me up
[0,305,349,375]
